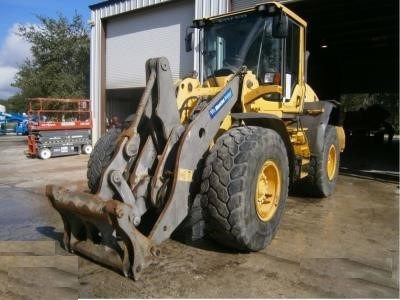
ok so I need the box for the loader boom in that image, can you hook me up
[47,58,244,279]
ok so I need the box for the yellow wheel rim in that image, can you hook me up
[327,144,337,180]
[255,160,281,222]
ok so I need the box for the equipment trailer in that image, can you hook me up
[26,98,93,159]
[46,2,345,280]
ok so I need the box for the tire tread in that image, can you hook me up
[201,126,289,251]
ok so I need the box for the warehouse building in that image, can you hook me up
[88,0,398,142]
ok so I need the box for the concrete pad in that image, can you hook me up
[0,256,78,274]
[0,133,398,298]
[0,256,78,300]
[0,241,55,256]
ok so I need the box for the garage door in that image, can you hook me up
[105,0,195,89]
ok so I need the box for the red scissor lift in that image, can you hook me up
[26,98,93,159]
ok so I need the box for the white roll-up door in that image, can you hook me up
[105,0,195,89]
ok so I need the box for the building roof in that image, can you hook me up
[89,0,169,10]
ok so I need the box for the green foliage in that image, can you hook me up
[12,13,90,101]
[0,95,27,113]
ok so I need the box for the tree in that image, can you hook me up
[12,13,90,102]
[2,94,27,112]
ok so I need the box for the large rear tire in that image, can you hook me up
[87,128,121,193]
[201,126,289,251]
[304,125,340,197]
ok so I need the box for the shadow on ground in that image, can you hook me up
[340,135,399,182]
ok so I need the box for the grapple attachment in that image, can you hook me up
[46,185,159,280]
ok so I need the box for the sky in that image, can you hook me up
[0,0,97,100]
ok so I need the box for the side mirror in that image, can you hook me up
[272,12,288,38]
[185,30,194,52]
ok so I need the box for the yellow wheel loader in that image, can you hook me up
[46,2,345,280]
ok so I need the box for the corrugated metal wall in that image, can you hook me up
[231,0,295,11]
[195,0,229,18]
[91,0,172,18]
[90,0,229,23]
[231,0,264,11]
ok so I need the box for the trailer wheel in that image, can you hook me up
[201,126,289,251]
[38,148,52,160]
[81,144,93,155]
[305,125,340,197]
[87,128,121,193]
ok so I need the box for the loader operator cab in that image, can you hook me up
[195,3,302,102]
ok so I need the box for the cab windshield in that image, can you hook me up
[203,12,282,82]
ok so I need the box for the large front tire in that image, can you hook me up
[201,126,289,251]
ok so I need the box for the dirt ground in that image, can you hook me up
[0,134,398,299]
